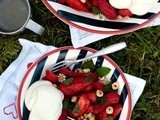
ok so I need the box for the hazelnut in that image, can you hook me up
[83,68,91,73]
[112,82,119,90]
[96,90,104,97]
[106,106,114,114]
[71,96,77,103]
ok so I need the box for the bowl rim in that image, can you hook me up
[17,46,132,120]
[42,0,160,35]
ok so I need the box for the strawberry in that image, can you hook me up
[57,0,66,4]
[93,92,120,114]
[70,94,91,118]
[118,9,133,17]
[97,0,117,19]
[58,110,67,120]
[59,68,75,77]
[92,0,98,7]
[105,92,120,104]
[66,0,89,12]
[83,91,97,103]
[93,80,104,91]
[43,70,58,83]
[59,76,93,96]
[112,103,122,119]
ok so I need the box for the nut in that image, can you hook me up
[112,82,119,90]
[80,0,86,3]
[83,68,91,73]
[71,96,77,103]
[96,90,104,97]
[106,106,114,114]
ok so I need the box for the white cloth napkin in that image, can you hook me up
[0,39,146,120]
[70,15,160,48]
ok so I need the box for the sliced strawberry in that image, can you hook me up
[97,0,117,19]
[66,0,89,12]
[43,70,58,83]
[112,103,122,119]
[59,68,75,77]
[118,9,133,17]
[58,110,67,120]
[57,0,66,4]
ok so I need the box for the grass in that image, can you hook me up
[0,0,160,119]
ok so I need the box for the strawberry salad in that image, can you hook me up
[25,59,124,120]
[57,0,159,20]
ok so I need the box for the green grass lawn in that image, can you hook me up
[0,0,160,120]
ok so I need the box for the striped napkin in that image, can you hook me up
[0,39,146,120]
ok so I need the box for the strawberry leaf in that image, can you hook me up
[96,67,111,77]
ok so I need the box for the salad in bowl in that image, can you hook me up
[42,0,160,34]
[17,46,132,120]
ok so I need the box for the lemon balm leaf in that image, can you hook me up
[96,67,111,77]
[80,59,96,71]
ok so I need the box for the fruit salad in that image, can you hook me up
[57,0,159,20]
[41,59,122,120]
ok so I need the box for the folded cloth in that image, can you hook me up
[0,39,146,120]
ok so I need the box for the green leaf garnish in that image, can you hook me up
[91,6,101,15]
[63,100,75,110]
[80,59,96,71]
[73,104,80,113]
[84,75,93,83]
[96,67,111,77]
[63,78,73,86]
[104,84,112,92]
[96,96,106,105]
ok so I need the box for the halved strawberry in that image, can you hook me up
[97,0,117,19]
[66,0,89,12]
[118,9,133,17]
[43,70,58,83]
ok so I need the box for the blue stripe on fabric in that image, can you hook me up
[22,56,48,120]
[72,50,88,70]
[57,10,138,29]
[110,69,120,83]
